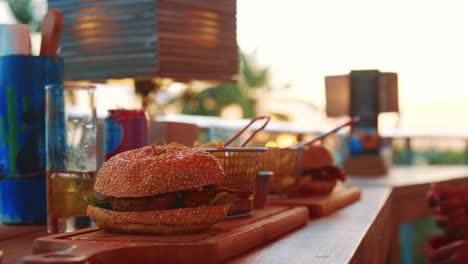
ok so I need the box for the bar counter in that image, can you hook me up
[348,165,468,263]
[1,166,468,263]
[0,188,390,264]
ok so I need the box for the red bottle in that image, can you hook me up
[104,109,148,161]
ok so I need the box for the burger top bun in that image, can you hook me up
[94,145,225,198]
[301,144,334,170]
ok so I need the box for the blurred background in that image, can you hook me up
[1,0,467,166]
[2,1,468,263]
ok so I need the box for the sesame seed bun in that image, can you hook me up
[301,144,334,170]
[94,146,225,197]
[88,205,227,235]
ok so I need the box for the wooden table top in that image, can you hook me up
[0,186,391,264]
[348,165,468,188]
[229,186,391,263]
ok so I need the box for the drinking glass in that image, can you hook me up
[45,84,96,233]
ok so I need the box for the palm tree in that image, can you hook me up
[181,50,271,118]
[7,0,42,32]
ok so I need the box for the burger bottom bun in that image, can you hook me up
[298,177,337,196]
[88,205,226,235]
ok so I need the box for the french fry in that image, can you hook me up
[193,140,203,147]
[193,139,225,148]
[167,142,187,148]
[216,139,224,148]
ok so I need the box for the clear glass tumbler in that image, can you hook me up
[45,84,97,233]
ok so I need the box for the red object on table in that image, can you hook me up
[428,235,456,253]
[40,9,63,60]
[104,109,148,161]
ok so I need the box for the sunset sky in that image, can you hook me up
[1,1,467,132]
[237,0,468,132]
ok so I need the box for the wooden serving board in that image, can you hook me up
[21,206,308,264]
[268,184,362,217]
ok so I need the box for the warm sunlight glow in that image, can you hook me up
[276,134,297,148]
[237,0,468,132]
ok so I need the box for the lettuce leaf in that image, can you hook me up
[207,192,229,206]
[205,191,254,206]
[84,192,111,210]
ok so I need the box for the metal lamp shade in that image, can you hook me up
[378,72,399,113]
[325,75,351,117]
[48,0,238,82]
[325,71,399,117]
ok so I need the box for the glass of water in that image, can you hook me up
[45,84,97,233]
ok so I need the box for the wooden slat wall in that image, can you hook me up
[48,0,238,82]
[157,0,238,81]
[49,0,157,81]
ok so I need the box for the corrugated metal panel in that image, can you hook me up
[49,0,157,81]
[49,0,238,82]
[157,0,238,81]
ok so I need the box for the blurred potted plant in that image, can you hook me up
[7,0,42,32]
[7,0,45,55]
[180,50,271,118]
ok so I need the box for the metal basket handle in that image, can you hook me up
[292,117,360,150]
[225,115,271,147]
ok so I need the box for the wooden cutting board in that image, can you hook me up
[21,206,308,264]
[268,184,362,217]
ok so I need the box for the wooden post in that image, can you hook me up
[464,138,468,165]
[402,137,413,165]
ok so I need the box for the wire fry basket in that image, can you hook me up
[263,118,359,196]
[202,115,270,217]
[262,147,303,195]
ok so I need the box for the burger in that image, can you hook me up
[85,145,248,235]
[298,144,346,195]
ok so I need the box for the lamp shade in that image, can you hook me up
[325,75,350,117]
[48,0,238,82]
[378,72,399,113]
[325,71,399,117]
